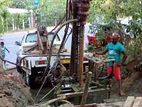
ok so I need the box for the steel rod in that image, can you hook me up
[70,1,78,76]
[78,25,85,87]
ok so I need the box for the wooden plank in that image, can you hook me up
[132,97,142,107]
[123,96,135,107]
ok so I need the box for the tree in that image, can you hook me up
[88,0,142,23]
[88,0,142,60]
[10,0,67,26]
[0,0,11,33]
[36,0,66,26]
[10,0,33,9]
[122,0,142,20]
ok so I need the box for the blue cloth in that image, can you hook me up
[1,46,6,59]
[106,42,125,66]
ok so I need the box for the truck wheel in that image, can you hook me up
[16,58,23,73]
[26,73,35,89]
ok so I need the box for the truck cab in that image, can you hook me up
[15,31,69,88]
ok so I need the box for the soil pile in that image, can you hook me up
[0,69,34,107]
[122,56,142,95]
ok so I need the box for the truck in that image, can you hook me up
[15,30,70,88]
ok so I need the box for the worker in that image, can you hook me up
[94,33,127,96]
[0,42,10,70]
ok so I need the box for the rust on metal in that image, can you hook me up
[77,0,90,24]
[78,25,85,87]
[70,0,78,76]
[81,72,92,107]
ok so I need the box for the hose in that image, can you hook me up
[43,97,74,107]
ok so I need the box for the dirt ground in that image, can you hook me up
[0,68,34,107]
[105,56,142,105]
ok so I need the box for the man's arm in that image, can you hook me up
[94,49,108,55]
[121,51,127,65]
[5,47,10,53]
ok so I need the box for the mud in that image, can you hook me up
[0,69,34,107]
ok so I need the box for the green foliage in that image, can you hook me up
[87,44,95,52]
[88,0,142,61]
[88,0,142,23]
[10,0,33,9]
[12,14,27,29]
[122,0,142,19]
[0,0,12,33]
[0,0,30,33]
[0,0,67,32]
[38,0,66,26]
[0,0,11,8]
[126,35,142,61]
[0,16,4,33]
[88,0,118,23]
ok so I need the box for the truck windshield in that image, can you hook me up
[48,33,60,42]
[25,32,60,43]
[25,33,37,43]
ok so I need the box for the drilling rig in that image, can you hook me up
[15,0,114,106]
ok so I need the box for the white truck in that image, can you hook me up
[15,31,70,88]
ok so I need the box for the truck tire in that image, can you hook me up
[16,58,23,73]
[26,73,35,89]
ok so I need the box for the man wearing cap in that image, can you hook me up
[94,33,127,96]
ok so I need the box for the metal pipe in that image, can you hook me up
[70,0,78,77]
[80,72,92,107]
[78,25,85,87]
